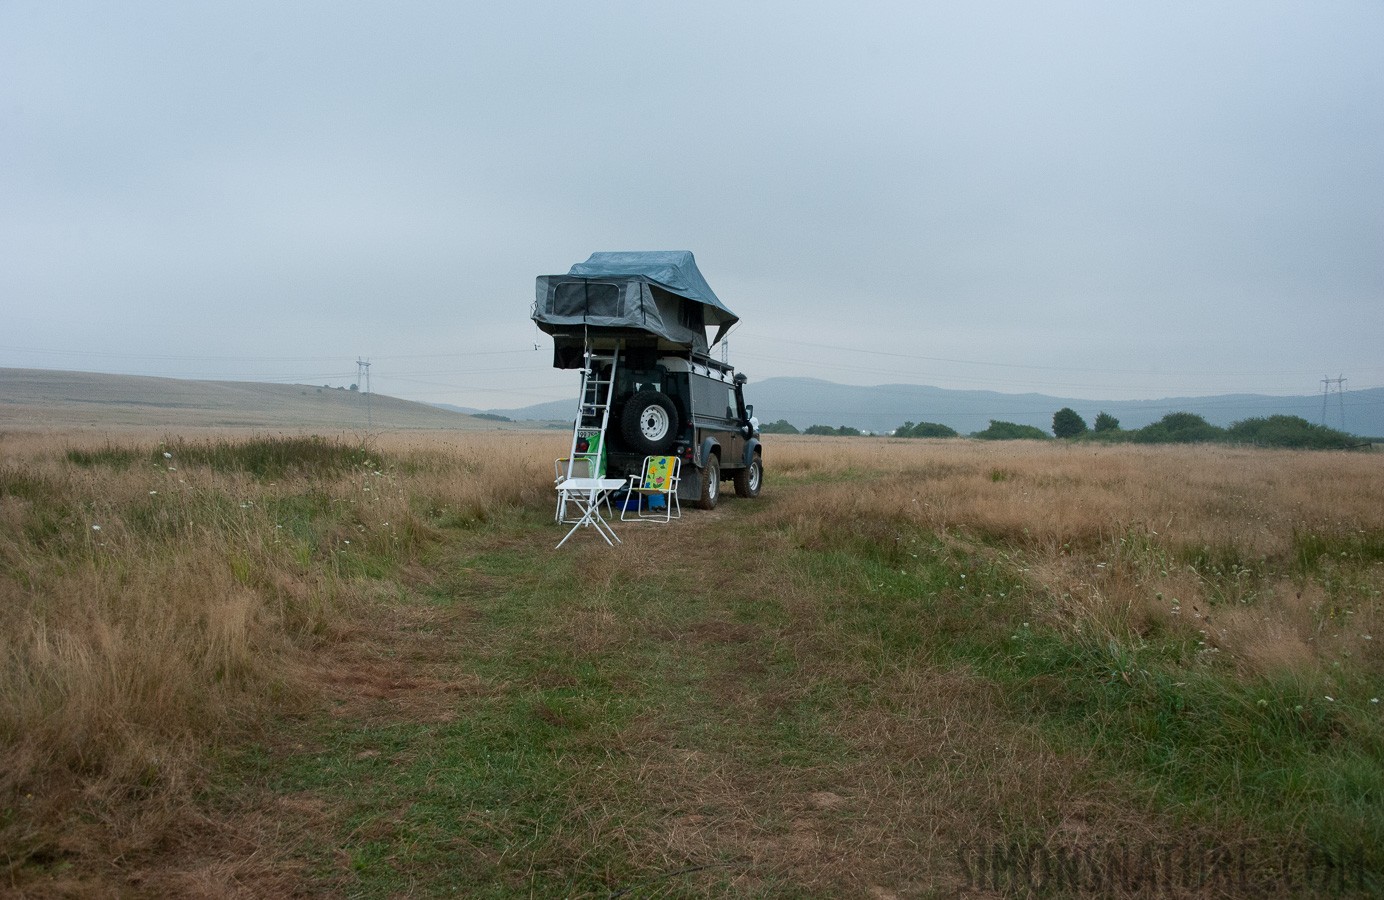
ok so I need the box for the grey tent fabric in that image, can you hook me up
[567,252,735,329]
[532,251,738,350]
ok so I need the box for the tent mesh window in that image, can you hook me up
[552,282,621,318]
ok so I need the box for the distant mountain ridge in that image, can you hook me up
[486,377,1384,437]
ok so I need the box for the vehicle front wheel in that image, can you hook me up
[734,457,762,498]
[695,455,719,510]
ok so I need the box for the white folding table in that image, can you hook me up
[554,477,626,548]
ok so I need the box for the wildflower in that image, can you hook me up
[92,525,100,531]
[163,452,172,459]
[1325,696,1335,702]
[149,490,157,495]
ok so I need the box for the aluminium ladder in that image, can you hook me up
[556,347,618,521]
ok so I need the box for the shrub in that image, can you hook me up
[760,419,800,434]
[972,420,1051,441]
[1052,408,1087,438]
[1134,412,1225,444]
[804,425,861,436]
[1094,412,1120,432]
[1227,415,1355,449]
[896,421,958,438]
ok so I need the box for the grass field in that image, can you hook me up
[2,431,1381,897]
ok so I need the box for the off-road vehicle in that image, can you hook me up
[532,251,761,509]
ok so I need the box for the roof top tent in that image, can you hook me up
[532,251,737,371]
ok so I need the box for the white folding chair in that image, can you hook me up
[555,478,625,548]
[620,455,682,523]
[554,456,611,522]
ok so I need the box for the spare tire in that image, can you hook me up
[619,390,679,455]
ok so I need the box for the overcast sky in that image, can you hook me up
[3,1,1381,408]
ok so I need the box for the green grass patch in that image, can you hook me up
[0,466,60,502]
[1293,528,1384,574]
[163,435,381,479]
[747,510,1384,887]
[65,444,143,470]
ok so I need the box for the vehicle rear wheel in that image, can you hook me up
[619,390,679,455]
[734,456,762,498]
[695,454,719,510]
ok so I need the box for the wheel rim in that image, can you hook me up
[708,466,718,499]
[749,462,760,492]
[640,406,670,441]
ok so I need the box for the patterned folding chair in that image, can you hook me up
[620,455,682,523]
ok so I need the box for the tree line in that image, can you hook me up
[758,411,1362,450]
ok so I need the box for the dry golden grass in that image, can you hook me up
[0,428,566,874]
[767,436,1384,678]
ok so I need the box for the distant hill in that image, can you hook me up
[426,402,483,415]
[484,398,572,422]
[0,368,530,430]
[487,376,1384,437]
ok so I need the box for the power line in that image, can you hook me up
[0,345,539,363]
[1,346,359,363]
[2,364,359,381]
[736,333,1384,380]
[731,348,1384,396]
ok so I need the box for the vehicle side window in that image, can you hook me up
[692,376,731,420]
